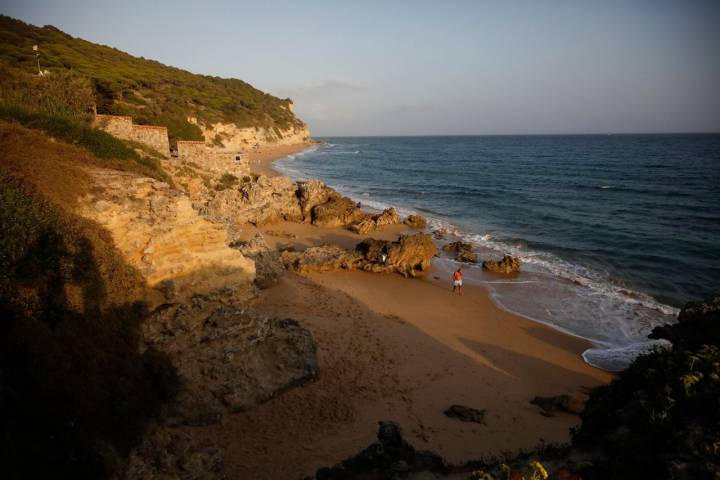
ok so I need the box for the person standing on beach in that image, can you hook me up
[453,267,463,295]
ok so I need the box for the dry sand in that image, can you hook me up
[245,142,313,177]
[188,147,614,479]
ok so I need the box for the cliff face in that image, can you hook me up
[189,116,311,150]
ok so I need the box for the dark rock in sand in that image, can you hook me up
[531,394,585,417]
[404,214,428,229]
[314,421,448,479]
[444,404,486,424]
[649,294,720,348]
[145,306,319,426]
[483,255,521,274]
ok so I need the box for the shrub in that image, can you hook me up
[214,172,239,190]
[0,106,172,184]
[573,344,720,479]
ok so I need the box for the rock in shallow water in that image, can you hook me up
[482,255,521,274]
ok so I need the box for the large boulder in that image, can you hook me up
[144,306,318,426]
[297,179,332,221]
[404,214,428,229]
[231,234,285,289]
[649,294,720,348]
[356,233,437,277]
[349,208,401,234]
[482,255,521,274]
[311,193,365,228]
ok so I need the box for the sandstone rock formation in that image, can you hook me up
[310,193,365,228]
[282,234,437,278]
[482,255,521,274]
[355,233,437,277]
[78,168,256,305]
[281,245,359,274]
[349,208,401,234]
[230,234,285,289]
[144,305,318,426]
[204,174,303,228]
[297,179,332,221]
[404,214,428,229]
[649,294,720,348]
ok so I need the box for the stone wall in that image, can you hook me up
[131,124,170,157]
[94,114,170,157]
[177,140,249,177]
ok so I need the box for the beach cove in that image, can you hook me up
[184,146,613,479]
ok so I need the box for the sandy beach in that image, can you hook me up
[244,142,314,177]
[186,148,614,479]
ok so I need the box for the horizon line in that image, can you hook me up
[313,131,720,138]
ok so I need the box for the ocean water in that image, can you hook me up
[274,135,720,371]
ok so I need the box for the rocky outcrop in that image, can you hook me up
[281,245,359,274]
[355,234,437,277]
[311,193,365,228]
[120,426,224,480]
[349,208,401,234]
[78,168,256,305]
[231,234,285,289]
[404,214,427,229]
[144,305,318,426]
[282,234,437,278]
[314,421,448,479]
[482,255,521,274]
[297,179,332,221]
[188,116,310,152]
[649,294,720,348]
[204,174,303,228]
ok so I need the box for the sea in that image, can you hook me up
[274,134,720,371]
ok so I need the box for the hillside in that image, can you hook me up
[0,15,304,142]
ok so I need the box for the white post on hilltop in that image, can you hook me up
[33,45,44,76]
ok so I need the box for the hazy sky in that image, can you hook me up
[3,0,719,135]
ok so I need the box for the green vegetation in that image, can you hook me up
[573,344,720,479]
[0,173,178,478]
[0,15,303,141]
[215,172,239,190]
[0,66,172,185]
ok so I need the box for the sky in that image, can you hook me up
[2,0,719,136]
